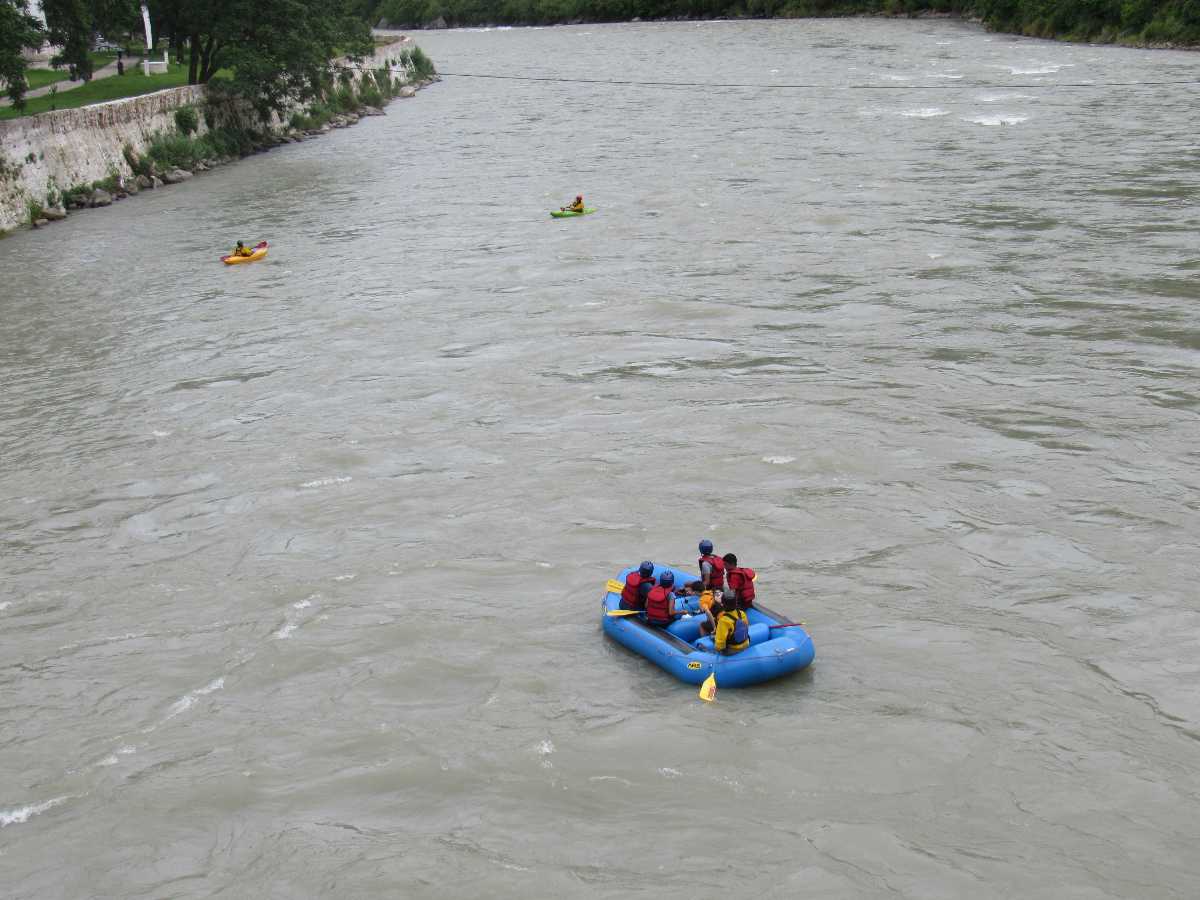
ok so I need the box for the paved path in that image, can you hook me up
[0,56,126,107]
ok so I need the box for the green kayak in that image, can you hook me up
[551,207,596,218]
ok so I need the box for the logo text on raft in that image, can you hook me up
[687,661,702,670]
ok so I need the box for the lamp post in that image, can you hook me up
[140,3,153,75]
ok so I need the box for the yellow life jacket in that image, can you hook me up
[715,610,750,653]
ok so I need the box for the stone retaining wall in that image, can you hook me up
[0,39,420,232]
[0,86,207,231]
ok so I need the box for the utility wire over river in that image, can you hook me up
[437,70,1200,89]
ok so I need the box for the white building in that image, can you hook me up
[22,0,54,64]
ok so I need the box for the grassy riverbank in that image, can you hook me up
[0,46,426,123]
[23,69,71,91]
[0,61,191,121]
[20,52,118,90]
[5,48,435,235]
[0,36,434,233]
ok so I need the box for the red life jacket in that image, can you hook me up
[620,572,650,610]
[698,553,726,590]
[644,585,673,624]
[728,567,756,607]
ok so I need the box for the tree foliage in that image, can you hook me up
[215,0,374,114]
[41,0,137,80]
[969,0,1200,41]
[22,0,375,114]
[137,0,370,114]
[375,0,1200,43]
[0,0,46,108]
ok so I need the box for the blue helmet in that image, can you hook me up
[659,571,675,587]
[699,539,713,555]
[638,560,654,578]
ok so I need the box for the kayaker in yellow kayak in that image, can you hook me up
[231,240,255,257]
[561,194,584,213]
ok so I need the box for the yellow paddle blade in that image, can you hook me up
[605,579,624,593]
[699,672,717,702]
[606,608,641,617]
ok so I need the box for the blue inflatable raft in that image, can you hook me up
[601,565,815,688]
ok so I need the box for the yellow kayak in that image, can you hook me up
[222,241,268,264]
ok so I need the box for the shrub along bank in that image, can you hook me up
[140,59,425,176]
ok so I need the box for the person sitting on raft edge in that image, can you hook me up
[724,553,756,610]
[562,194,584,212]
[620,560,656,611]
[698,538,726,595]
[232,240,254,257]
[696,590,725,639]
[644,571,683,627]
[713,590,750,654]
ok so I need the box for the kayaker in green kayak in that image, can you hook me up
[561,194,584,213]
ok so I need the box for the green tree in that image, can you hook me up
[219,0,374,113]
[41,0,137,81]
[136,0,372,104]
[144,0,232,84]
[145,0,371,114]
[0,0,46,108]
[377,0,424,25]
[373,0,1200,42]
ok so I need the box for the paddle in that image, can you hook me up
[605,606,716,698]
[605,578,641,617]
[768,622,808,630]
[697,590,720,701]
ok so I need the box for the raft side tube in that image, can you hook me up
[601,565,815,687]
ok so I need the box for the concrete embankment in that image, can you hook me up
[0,39,435,234]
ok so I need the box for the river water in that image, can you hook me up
[2,18,1198,898]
